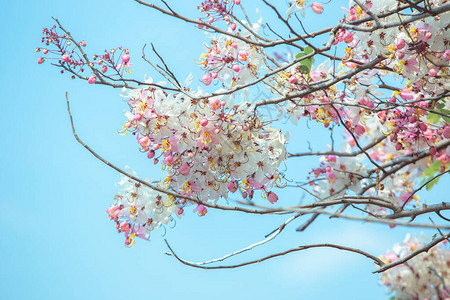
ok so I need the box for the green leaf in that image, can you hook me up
[295,46,315,74]
[426,175,441,191]
[427,110,441,124]
[438,108,450,122]
[421,161,442,177]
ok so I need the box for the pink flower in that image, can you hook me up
[164,155,174,166]
[122,54,130,64]
[88,75,97,84]
[210,98,220,110]
[404,58,420,74]
[178,163,191,176]
[238,50,249,61]
[327,155,337,162]
[354,124,365,136]
[197,204,207,216]
[311,2,324,14]
[399,88,415,100]
[396,39,406,50]
[201,73,212,85]
[343,32,353,43]
[227,181,238,193]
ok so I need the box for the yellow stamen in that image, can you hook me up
[201,131,212,144]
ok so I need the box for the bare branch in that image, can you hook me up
[164,239,384,269]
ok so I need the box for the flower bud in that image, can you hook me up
[197,204,207,216]
[230,23,237,31]
[428,68,437,77]
[62,54,70,62]
[289,76,297,84]
[444,49,450,61]
[232,64,240,72]
[80,40,86,47]
[101,65,108,73]
[201,73,212,85]
[88,75,97,84]
[135,113,143,121]
[38,57,45,64]
[419,123,427,131]
[429,146,437,155]
[443,126,450,139]
[147,150,155,159]
[267,191,278,204]
[200,118,208,127]
[311,2,324,14]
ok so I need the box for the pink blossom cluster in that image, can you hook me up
[197,0,241,31]
[37,25,132,83]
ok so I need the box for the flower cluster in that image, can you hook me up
[120,83,287,206]
[197,0,241,31]
[199,31,266,87]
[380,234,450,300]
[106,169,182,246]
[37,25,132,83]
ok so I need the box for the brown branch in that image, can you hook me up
[289,136,386,158]
[402,170,450,209]
[165,239,384,269]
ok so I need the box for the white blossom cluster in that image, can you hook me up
[380,234,450,300]
[121,84,288,203]
[106,169,181,246]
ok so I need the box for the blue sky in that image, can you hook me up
[0,0,447,299]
